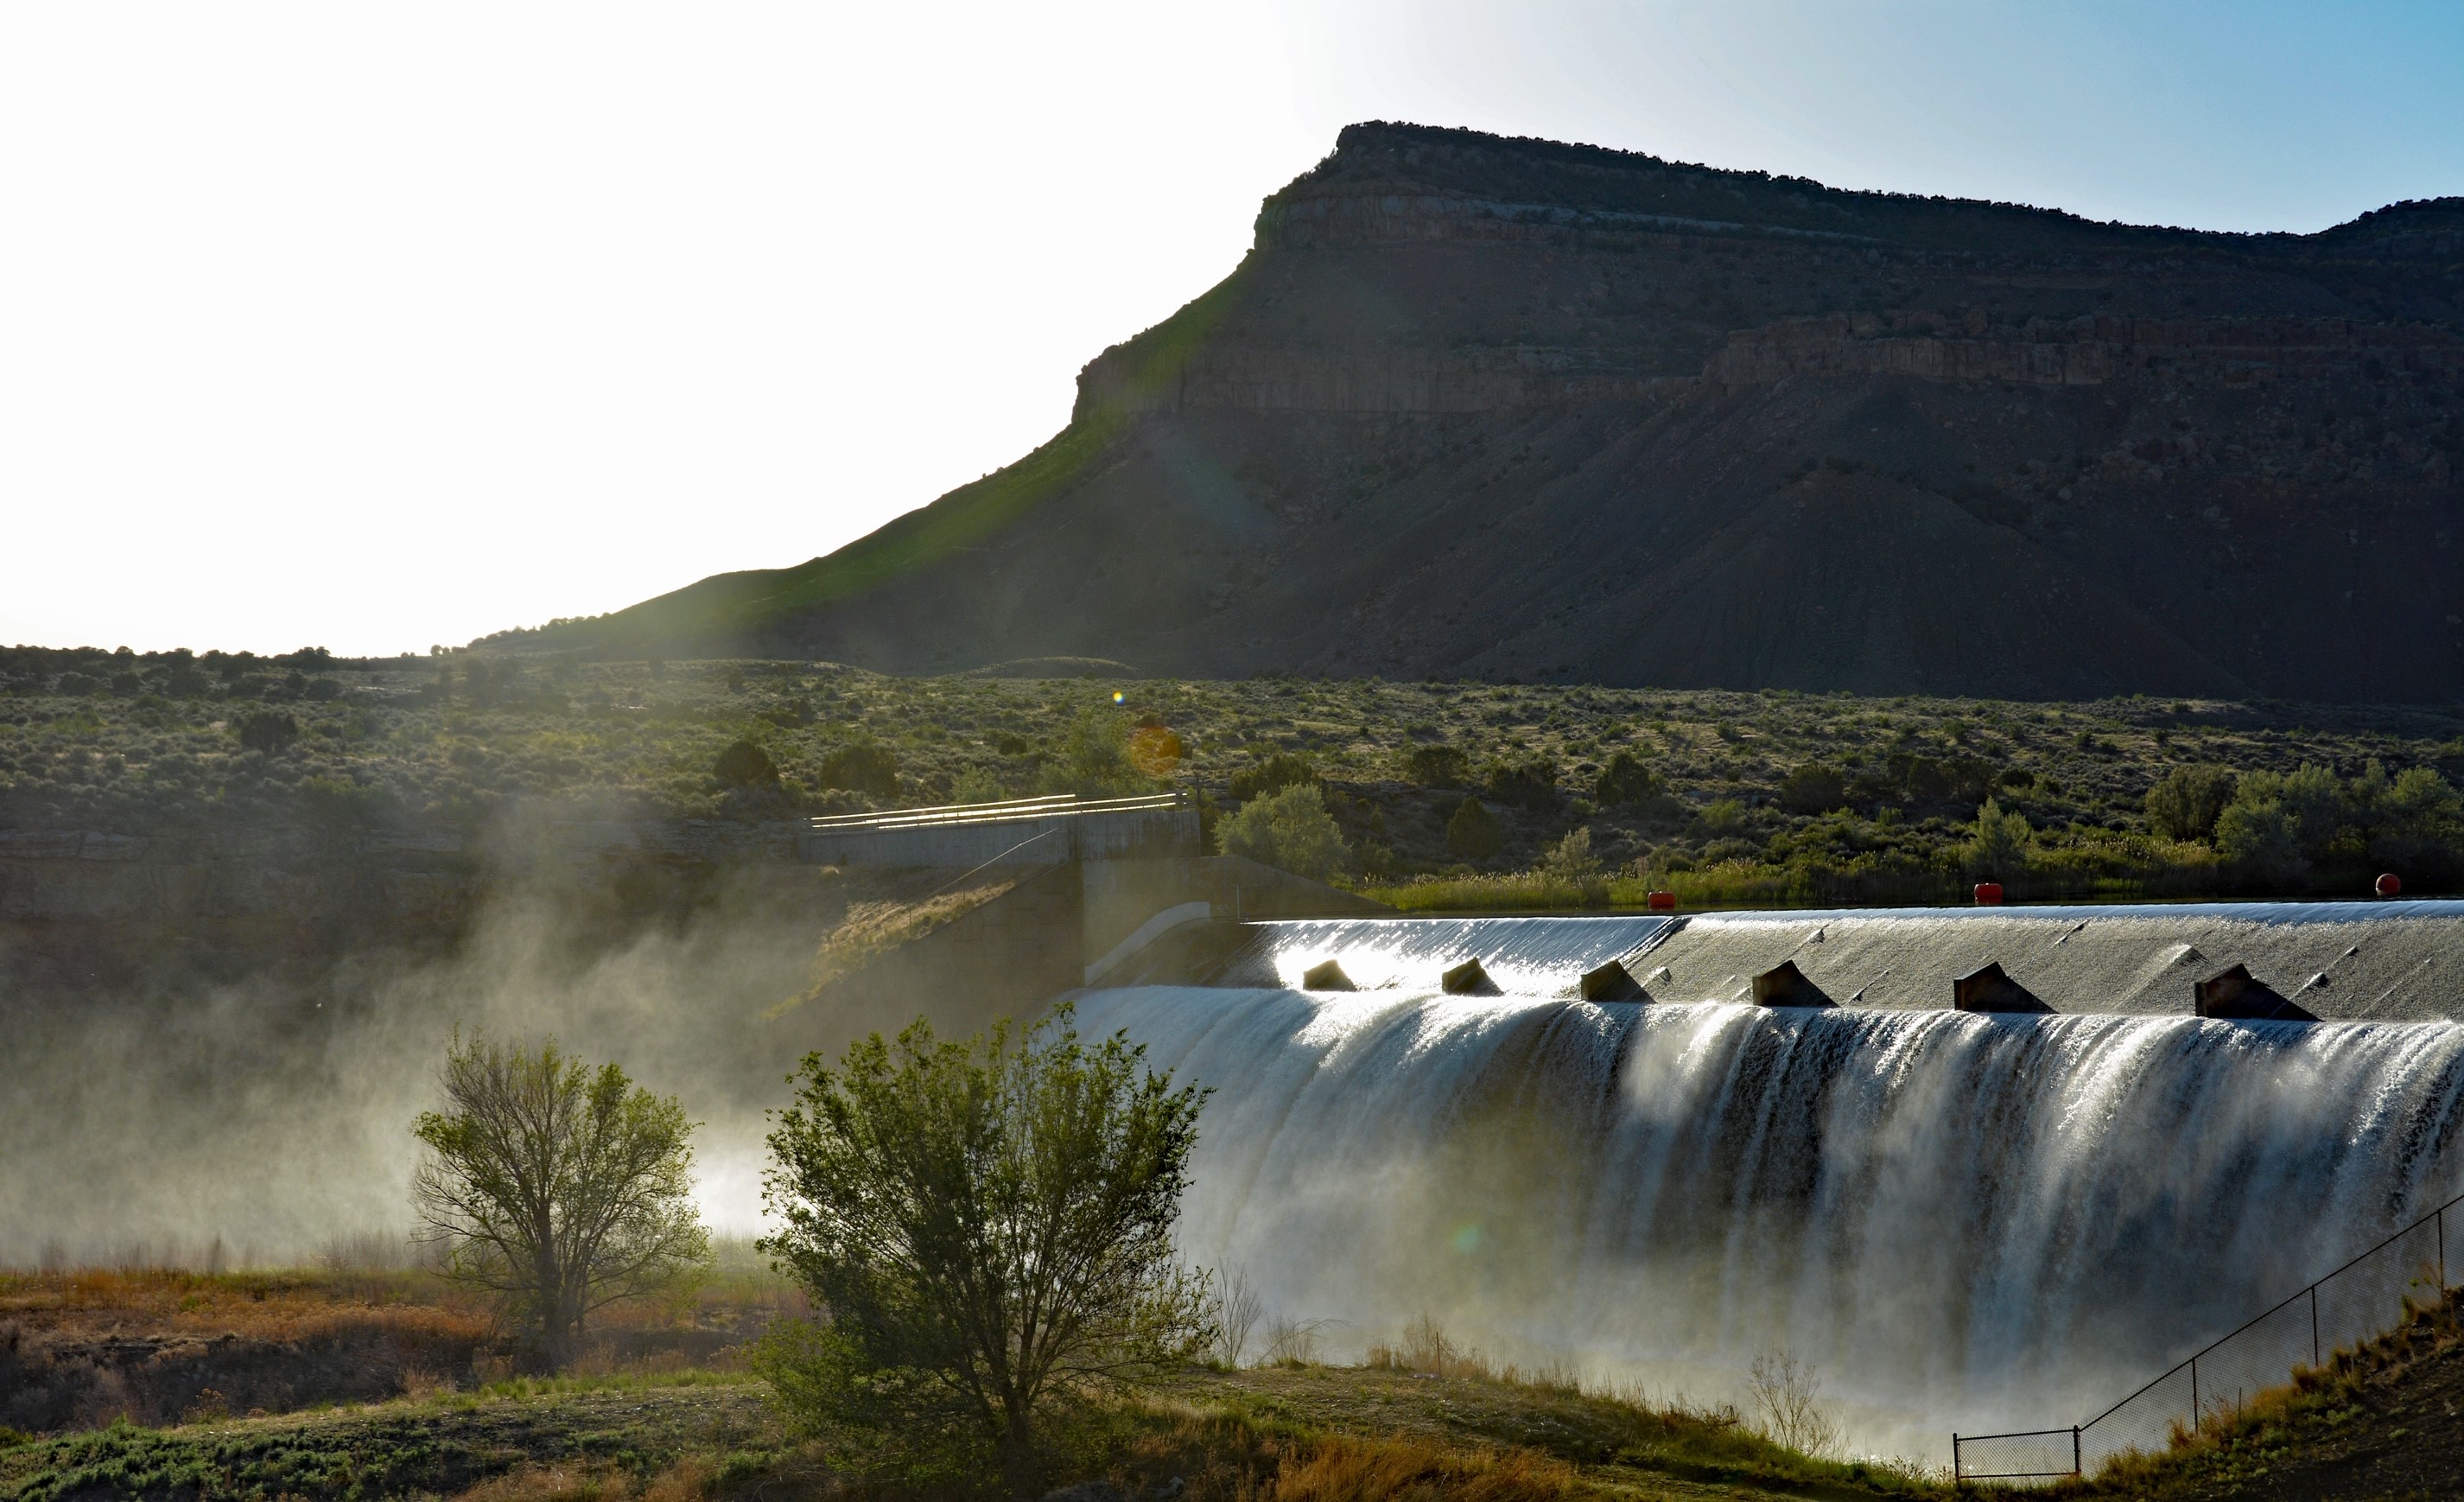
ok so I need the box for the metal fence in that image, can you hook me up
[1953,1190,2460,1482]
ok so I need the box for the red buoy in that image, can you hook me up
[2377,872,2404,898]
[1647,890,1677,912]
[1974,881,2005,906]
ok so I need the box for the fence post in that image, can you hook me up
[1950,1434,1960,1482]
[2312,1284,2321,1367]
[2072,1424,2082,1478]
[2191,1356,2200,1431]
[2440,1205,2448,1291]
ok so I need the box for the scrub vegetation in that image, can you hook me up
[6,645,2461,909]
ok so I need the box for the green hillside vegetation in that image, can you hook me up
[3,645,2461,908]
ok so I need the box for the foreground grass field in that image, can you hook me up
[0,1365,1946,1502]
[14,1263,2464,1499]
[0,1263,1946,1500]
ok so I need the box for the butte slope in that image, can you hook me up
[512,122,2464,701]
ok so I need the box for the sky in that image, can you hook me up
[3,2,2461,656]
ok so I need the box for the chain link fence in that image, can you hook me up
[1955,1194,2456,1482]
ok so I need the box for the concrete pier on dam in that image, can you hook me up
[1095,901,2464,1021]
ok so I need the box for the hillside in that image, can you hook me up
[2074,1287,2464,1500]
[505,122,2464,702]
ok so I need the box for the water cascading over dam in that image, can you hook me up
[1074,907,2464,1461]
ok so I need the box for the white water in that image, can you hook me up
[1075,985,2464,1461]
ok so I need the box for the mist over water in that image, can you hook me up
[1076,985,2464,1459]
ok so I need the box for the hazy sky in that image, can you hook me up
[5,2,2461,656]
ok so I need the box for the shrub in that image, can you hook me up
[1395,743,1466,788]
[1540,826,1603,884]
[1229,751,1319,801]
[1594,749,1663,807]
[235,710,300,754]
[1446,798,1504,859]
[1484,756,1558,811]
[1217,783,1348,881]
[1776,761,1848,815]
[817,741,899,798]
[1699,798,1747,834]
[712,739,779,786]
[759,1007,1211,1489]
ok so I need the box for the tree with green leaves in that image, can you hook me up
[1216,781,1348,880]
[2143,765,2238,843]
[1964,797,2033,878]
[758,1006,1213,1490]
[1446,796,1503,859]
[411,1034,709,1369]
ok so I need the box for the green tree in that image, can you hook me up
[1595,749,1665,808]
[1776,761,1847,815]
[1540,827,1605,899]
[1228,751,1319,801]
[759,1008,1212,1490]
[411,1034,709,1370]
[1216,782,1348,881]
[2369,766,2464,875]
[1446,797,1504,859]
[2143,765,2239,842]
[235,710,299,754]
[1484,756,1559,811]
[1039,704,1150,797]
[2218,796,2307,881]
[713,738,779,786]
[819,741,901,798]
[1400,744,1469,788]
[1964,797,2032,877]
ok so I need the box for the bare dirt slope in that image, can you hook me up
[521,123,2464,702]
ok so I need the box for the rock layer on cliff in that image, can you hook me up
[514,123,2464,700]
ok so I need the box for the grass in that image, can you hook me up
[2044,1287,2464,1499]
[0,1268,1937,1502]
[0,1361,1941,1502]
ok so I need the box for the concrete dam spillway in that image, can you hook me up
[1078,903,2464,1461]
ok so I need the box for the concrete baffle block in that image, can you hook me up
[1953,961,2054,1014]
[1441,958,1496,995]
[2195,964,2318,1022]
[1580,960,1646,1002]
[1751,959,1833,1008]
[1300,958,1356,992]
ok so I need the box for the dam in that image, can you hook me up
[1079,901,2464,1463]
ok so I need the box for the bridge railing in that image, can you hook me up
[1953,1189,2459,1481]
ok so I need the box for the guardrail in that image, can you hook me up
[806,792,1187,832]
[1953,1186,2461,1481]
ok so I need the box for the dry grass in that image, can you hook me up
[1266,1435,1597,1502]
[444,1459,732,1502]
[784,869,1021,1005]
[0,1266,493,1346]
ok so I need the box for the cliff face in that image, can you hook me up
[528,123,2464,701]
